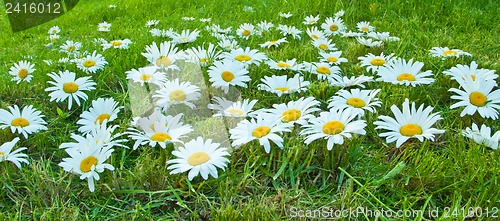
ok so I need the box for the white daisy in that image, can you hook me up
[172,29,200,44]
[279,12,293,18]
[443,61,498,83]
[76,51,108,74]
[141,41,180,70]
[184,43,222,67]
[257,74,310,96]
[259,38,288,48]
[321,17,346,36]
[221,47,268,66]
[199,18,211,23]
[58,142,114,192]
[367,32,400,42]
[45,70,96,110]
[0,105,47,139]
[209,97,258,118]
[374,98,445,148]
[342,31,364,38]
[48,34,60,43]
[356,37,383,47]
[429,47,472,59]
[357,21,375,32]
[327,89,382,117]
[266,97,321,125]
[331,75,374,88]
[8,60,35,84]
[98,21,111,32]
[208,60,250,93]
[300,109,367,150]
[59,40,82,55]
[312,38,337,51]
[77,98,122,134]
[306,27,326,40]
[462,123,500,150]
[277,25,302,40]
[334,10,345,18]
[167,137,230,180]
[303,62,342,84]
[153,78,201,111]
[236,23,256,40]
[217,38,239,51]
[229,115,293,153]
[358,52,396,74]
[102,39,132,50]
[376,58,434,87]
[303,15,320,25]
[266,58,304,72]
[48,26,60,35]
[449,77,500,119]
[182,17,195,21]
[0,138,29,169]
[145,19,160,27]
[256,20,274,33]
[242,6,255,12]
[318,51,348,65]
[61,122,126,150]
[126,66,167,87]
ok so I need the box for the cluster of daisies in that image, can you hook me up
[1,8,499,194]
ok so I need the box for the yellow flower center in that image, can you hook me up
[199,58,209,63]
[83,60,96,68]
[63,82,79,93]
[319,44,328,50]
[67,46,75,51]
[11,118,29,127]
[169,90,186,101]
[51,29,57,34]
[95,114,111,124]
[0,152,4,157]
[235,55,251,62]
[316,66,331,75]
[221,71,235,82]
[227,109,245,116]
[277,62,291,68]
[370,58,385,66]
[140,74,152,81]
[180,37,188,41]
[469,91,487,107]
[187,152,210,166]
[322,121,345,135]
[269,40,278,45]
[252,126,271,138]
[361,27,369,32]
[311,34,319,40]
[275,87,290,92]
[151,132,172,142]
[443,50,458,56]
[330,25,339,31]
[399,124,422,137]
[111,41,122,46]
[156,56,172,66]
[281,109,301,122]
[327,57,338,63]
[346,98,366,108]
[397,73,415,82]
[18,69,29,78]
[80,156,98,173]
[309,20,316,24]
[51,37,58,42]
[242,30,251,36]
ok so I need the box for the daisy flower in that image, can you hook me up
[45,70,96,110]
[145,19,160,27]
[266,97,321,125]
[58,142,114,192]
[327,89,382,117]
[76,51,108,74]
[357,21,375,33]
[77,98,122,134]
[182,16,195,21]
[48,34,60,43]
[8,60,35,84]
[184,43,222,67]
[443,61,498,82]
[209,97,258,118]
[61,122,126,150]
[229,115,293,153]
[462,123,500,150]
[167,137,230,180]
[59,40,82,55]
[257,74,310,96]
[0,138,29,169]
[102,39,132,50]
[221,47,268,66]
[312,38,337,51]
[256,20,274,33]
[303,14,320,25]
[321,17,346,36]
[277,25,302,40]
[128,113,193,149]
[335,10,345,18]
[429,47,472,59]
[279,12,293,18]
[48,26,60,35]
[236,23,256,40]
[126,66,167,87]
[367,32,400,42]
[374,99,445,148]
[306,27,326,40]
[208,60,250,93]
[342,31,364,38]
[172,29,200,44]
[449,77,500,119]
[199,18,211,22]
[243,6,255,12]
[319,51,348,65]
[218,38,239,51]
[356,37,383,47]
[376,58,435,87]
[304,62,342,84]
[331,75,374,88]
[259,38,288,48]
[300,109,367,150]
[358,52,396,74]
[207,24,232,34]
[154,78,201,111]
[142,41,180,70]
[0,105,47,139]
[108,4,117,8]
[266,58,304,72]
[98,21,111,32]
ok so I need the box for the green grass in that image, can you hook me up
[1,0,500,220]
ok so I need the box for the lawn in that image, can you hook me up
[1,0,499,220]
